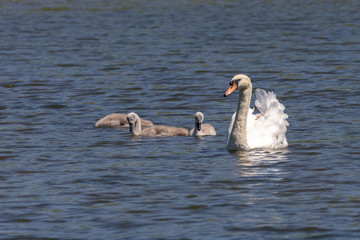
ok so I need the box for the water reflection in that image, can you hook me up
[232,149,289,178]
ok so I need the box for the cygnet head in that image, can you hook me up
[194,112,204,131]
[224,74,252,97]
[126,112,139,133]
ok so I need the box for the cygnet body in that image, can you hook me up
[95,113,153,128]
[127,112,188,137]
[189,112,216,136]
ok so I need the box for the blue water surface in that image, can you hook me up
[1,0,360,239]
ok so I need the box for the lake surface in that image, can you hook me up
[1,0,360,239]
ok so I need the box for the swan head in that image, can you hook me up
[224,74,251,97]
[126,112,139,133]
[194,112,204,131]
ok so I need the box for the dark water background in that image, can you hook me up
[1,0,360,239]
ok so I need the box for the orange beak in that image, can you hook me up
[224,84,237,97]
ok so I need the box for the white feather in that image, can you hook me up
[228,88,289,149]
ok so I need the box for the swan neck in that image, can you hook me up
[227,87,252,150]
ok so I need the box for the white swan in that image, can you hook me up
[189,112,216,136]
[95,113,153,128]
[127,112,188,137]
[224,74,289,150]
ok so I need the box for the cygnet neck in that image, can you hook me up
[131,115,142,136]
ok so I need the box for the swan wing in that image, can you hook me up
[247,89,289,149]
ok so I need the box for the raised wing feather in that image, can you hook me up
[247,89,289,149]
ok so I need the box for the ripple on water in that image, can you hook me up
[0,0,360,239]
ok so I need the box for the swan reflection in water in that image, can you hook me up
[231,149,289,178]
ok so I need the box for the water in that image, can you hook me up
[1,0,360,239]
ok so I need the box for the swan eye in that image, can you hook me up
[230,80,240,87]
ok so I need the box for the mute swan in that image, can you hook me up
[127,112,188,137]
[189,112,216,136]
[224,74,289,150]
[95,113,153,128]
